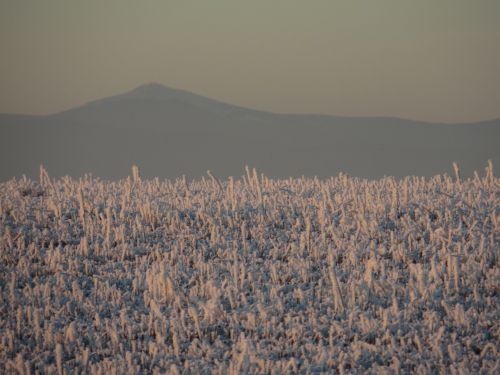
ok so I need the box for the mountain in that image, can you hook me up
[1,83,499,181]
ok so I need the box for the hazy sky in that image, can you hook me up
[1,0,499,123]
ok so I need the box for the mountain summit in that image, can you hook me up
[118,83,199,102]
[82,83,252,118]
[0,84,499,181]
[129,82,178,96]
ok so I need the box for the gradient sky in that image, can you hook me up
[1,0,499,123]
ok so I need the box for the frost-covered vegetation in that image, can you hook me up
[0,165,498,374]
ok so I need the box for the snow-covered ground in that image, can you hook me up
[1,166,498,374]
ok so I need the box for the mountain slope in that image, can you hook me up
[1,83,499,181]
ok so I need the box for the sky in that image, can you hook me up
[0,0,499,123]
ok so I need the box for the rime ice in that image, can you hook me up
[0,166,498,373]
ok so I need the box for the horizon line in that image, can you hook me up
[1,82,499,125]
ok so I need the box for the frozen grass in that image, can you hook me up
[0,165,498,374]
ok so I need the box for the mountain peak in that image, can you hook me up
[81,82,249,117]
[128,82,179,98]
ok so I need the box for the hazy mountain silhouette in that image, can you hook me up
[1,83,499,181]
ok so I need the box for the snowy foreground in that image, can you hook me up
[0,166,498,374]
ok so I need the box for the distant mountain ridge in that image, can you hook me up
[1,83,499,181]
[89,84,233,110]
